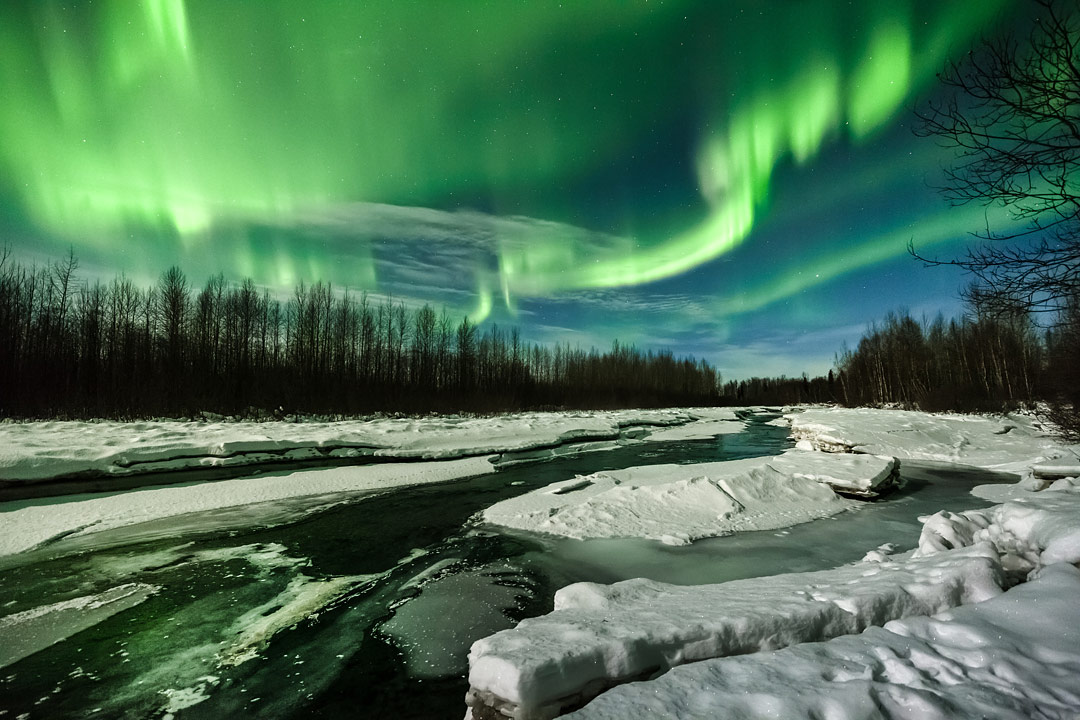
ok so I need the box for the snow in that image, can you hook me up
[467,440,1080,720]
[0,456,494,557]
[466,544,1003,719]
[641,409,743,441]
[0,408,734,483]
[916,485,1080,570]
[0,582,159,669]
[565,562,1080,720]
[787,407,1079,474]
[481,451,897,544]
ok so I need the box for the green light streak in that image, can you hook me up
[0,0,1010,304]
[715,204,1024,316]
[495,0,1009,302]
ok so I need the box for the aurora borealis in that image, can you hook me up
[0,0,1025,378]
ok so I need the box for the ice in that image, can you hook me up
[643,409,744,441]
[465,544,1003,719]
[787,407,1079,474]
[468,474,1080,720]
[565,563,1080,720]
[0,582,159,669]
[481,452,897,543]
[379,562,535,679]
[160,675,219,718]
[916,482,1080,571]
[0,456,494,557]
[220,573,374,666]
[0,408,730,483]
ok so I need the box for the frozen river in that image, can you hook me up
[0,415,1007,719]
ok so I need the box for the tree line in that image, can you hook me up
[0,250,721,418]
[717,306,1077,433]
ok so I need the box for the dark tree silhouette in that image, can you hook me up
[914,0,1080,316]
[0,251,722,418]
[914,0,1080,429]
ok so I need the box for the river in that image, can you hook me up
[0,415,1010,719]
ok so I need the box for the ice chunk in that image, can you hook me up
[565,564,1080,720]
[0,582,159,669]
[465,544,1002,719]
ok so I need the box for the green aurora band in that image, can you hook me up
[0,0,1011,322]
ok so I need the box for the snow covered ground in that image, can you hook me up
[0,408,746,559]
[467,544,1003,719]
[482,451,897,545]
[564,562,1080,720]
[788,407,1079,474]
[0,408,737,484]
[467,407,1080,720]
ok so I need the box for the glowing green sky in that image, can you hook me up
[0,0,1021,377]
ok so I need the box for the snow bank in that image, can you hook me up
[917,482,1080,571]
[0,456,493,557]
[465,544,1003,719]
[469,482,1080,720]
[641,408,743,441]
[0,408,732,484]
[787,407,1078,474]
[482,452,896,544]
[565,562,1080,720]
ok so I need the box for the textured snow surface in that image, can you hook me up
[566,562,1080,720]
[482,451,896,543]
[0,456,493,557]
[917,483,1080,570]
[787,407,1079,474]
[466,545,1003,718]
[0,408,733,482]
[468,482,1080,720]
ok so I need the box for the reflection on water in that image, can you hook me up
[0,417,1015,719]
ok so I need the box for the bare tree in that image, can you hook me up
[913,0,1080,316]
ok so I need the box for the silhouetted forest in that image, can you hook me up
[719,306,1078,428]
[0,252,720,417]
[3,251,1077,423]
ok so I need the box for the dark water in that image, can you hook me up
[0,417,1008,719]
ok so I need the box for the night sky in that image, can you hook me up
[0,1,1028,379]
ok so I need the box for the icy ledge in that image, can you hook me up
[466,484,1080,720]
[466,545,1002,719]
[564,563,1080,720]
[482,451,897,545]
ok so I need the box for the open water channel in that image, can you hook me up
[0,415,1010,718]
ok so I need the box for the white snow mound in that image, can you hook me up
[565,563,1080,720]
[466,544,1003,719]
[482,452,897,543]
[788,407,1079,474]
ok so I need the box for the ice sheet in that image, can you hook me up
[0,456,494,557]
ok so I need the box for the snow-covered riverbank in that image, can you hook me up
[0,408,742,483]
[466,406,1080,719]
[0,408,745,558]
